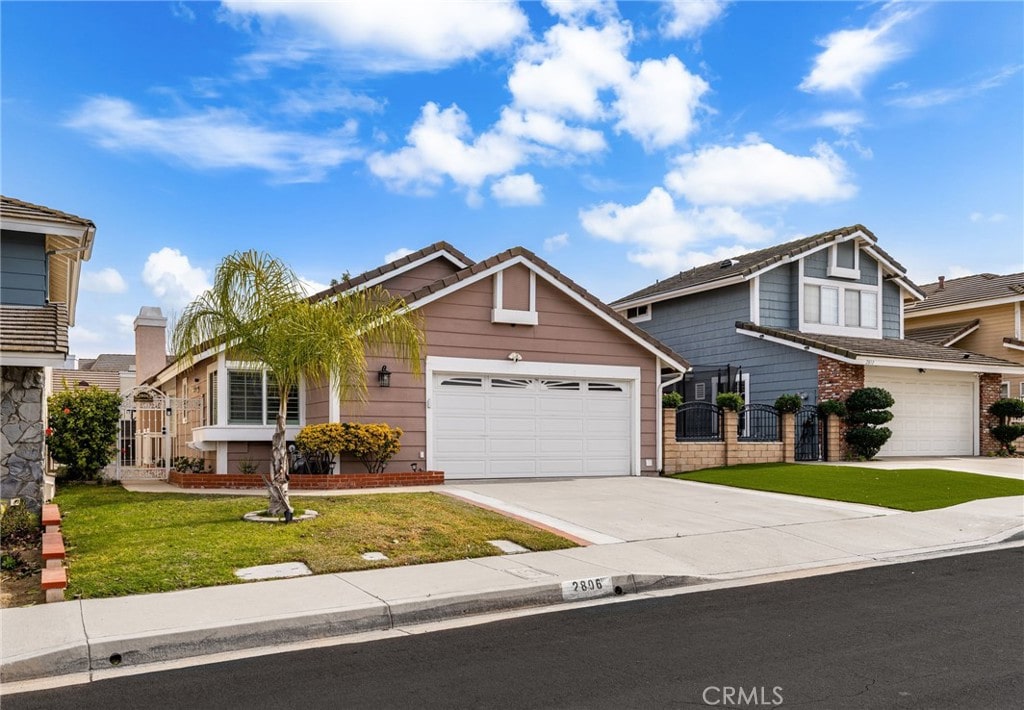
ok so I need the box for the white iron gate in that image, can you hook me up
[113,385,200,480]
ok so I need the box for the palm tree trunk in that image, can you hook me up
[266,396,292,516]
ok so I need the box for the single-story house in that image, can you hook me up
[611,225,1024,458]
[143,243,691,479]
[1,196,96,509]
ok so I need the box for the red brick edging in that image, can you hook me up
[167,470,444,490]
[39,504,67,602]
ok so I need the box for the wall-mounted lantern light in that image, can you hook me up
[378,365,391,388]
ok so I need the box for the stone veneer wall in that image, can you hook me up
[1,366,46,511]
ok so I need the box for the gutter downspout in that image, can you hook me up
[657,368,686,474]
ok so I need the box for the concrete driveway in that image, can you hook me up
[444,477,897,544]
[819,456,1024,480]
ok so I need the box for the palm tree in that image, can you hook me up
[172,251,423,515]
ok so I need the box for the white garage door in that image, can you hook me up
[432,374,632,479]
[864,368,976,456]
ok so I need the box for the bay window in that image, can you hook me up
[226,369,299,426]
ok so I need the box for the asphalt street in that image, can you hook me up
[6,548,1023,709]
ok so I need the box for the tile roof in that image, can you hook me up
[51,369,122,393]
[79,353,136,371]
[906,272,1024,313]
[737,321,1021,370]
[0,303,69,355]
[310,241,474,302]
[401,246,691,371]
[1,195,95,229]
[904,319,980,347]
[613,224,917,306]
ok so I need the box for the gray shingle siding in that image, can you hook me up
[803,248,828,279]
[882,280,901,338]
[758,264,794,328]
[858,253,879,286]
[1,230,47,307]
[636,283,819,405]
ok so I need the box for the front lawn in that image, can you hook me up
[56,484,576,599]
[672,464,1024,511]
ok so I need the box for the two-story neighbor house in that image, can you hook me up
[1,196,95,510]
[905,273,1024,401]
[142,243,690,480]
[613,225,1024,458]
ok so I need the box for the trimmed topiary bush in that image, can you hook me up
[817,399,847,418]
[988,398,1024,455]
[339,422,403,473]
[716,392,744,412]
[662,391,683,409]
[843,387,894,460]
[774,394,803,414]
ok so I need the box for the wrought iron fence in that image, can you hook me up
[676,402,724,441]
[738,403,781,441]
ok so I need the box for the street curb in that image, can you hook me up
[0,572,709,685]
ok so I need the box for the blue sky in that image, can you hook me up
[2,1,1021,358]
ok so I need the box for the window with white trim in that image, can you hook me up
[803,281,880,334]
[227,370,299,425]
[626,304,651,323]
[828,241,861,279]
[1000,382,1010,399]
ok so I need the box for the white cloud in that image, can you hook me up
[808,110,865,136]
[114,314,136,337]
[222,0,528,72]
[542,0,619,24]
[80,267,128,294]
[297,275,330,296]
[171,2,195,23]
[384,247,416,263]
[614,55,709,150]
[579,186,772,272]
[497,108,606,154]
[660,0,728,39]
[68,96,361,183]
[665,139,856,207]
[367,102,523,194]
[508,22,633,121]
[799,4,920,95]
[491,173,544,206]
[887,65,1023,109]
[275,85,385,117]
[969,212,1007,224]
[142,248,211,308]
[544,233,570,251]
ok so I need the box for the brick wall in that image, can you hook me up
[662,409,792,474]
[979,372,1004,455]
[817,357,865,460]
[167,470,444,489]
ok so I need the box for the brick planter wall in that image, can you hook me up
[168,470,444,489]
[818,357,865,460]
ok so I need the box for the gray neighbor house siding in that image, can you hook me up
[0,230,47,307]
[639,281,820,406]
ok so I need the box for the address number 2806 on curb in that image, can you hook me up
[561,576,614,601]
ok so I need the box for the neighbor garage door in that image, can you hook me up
[864,368,976,456]
[432,374,632,478]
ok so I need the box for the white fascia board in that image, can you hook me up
[943,323,981,346]
[2,218,93,241]
[0,352,72,368]
[407,256,690,374]
[611,274,746,311]
[1003,340,1024,353]
[905,295,1024,319]
[333,250,470,297]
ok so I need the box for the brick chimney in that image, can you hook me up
[937,276,945,290]
[134,306,167,385]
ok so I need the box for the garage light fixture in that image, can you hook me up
[508,352,523,363]
[378,365,391,388]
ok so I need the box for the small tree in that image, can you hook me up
[47,385,121,480]
[844,387,894,460]
[988,398,1024,455]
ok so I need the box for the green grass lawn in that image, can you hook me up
[672,463,1024,512]
[56,484,576,599]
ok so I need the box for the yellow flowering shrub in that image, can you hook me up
[339,422,403,473]
[294,423,346,473]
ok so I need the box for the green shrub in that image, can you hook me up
[47,386,122,480]
[662,391,683,409]
[988,398,1024,455]
[716,392,744,412]
[295,423,345,473]
[844,387,894,460]
[339,422,403,473]
[774,394,803,414]
[0,503,39,542]
[172,456,206,473]
[817,399,847,417]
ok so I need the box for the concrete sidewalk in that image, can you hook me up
[3,478,1021,687]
